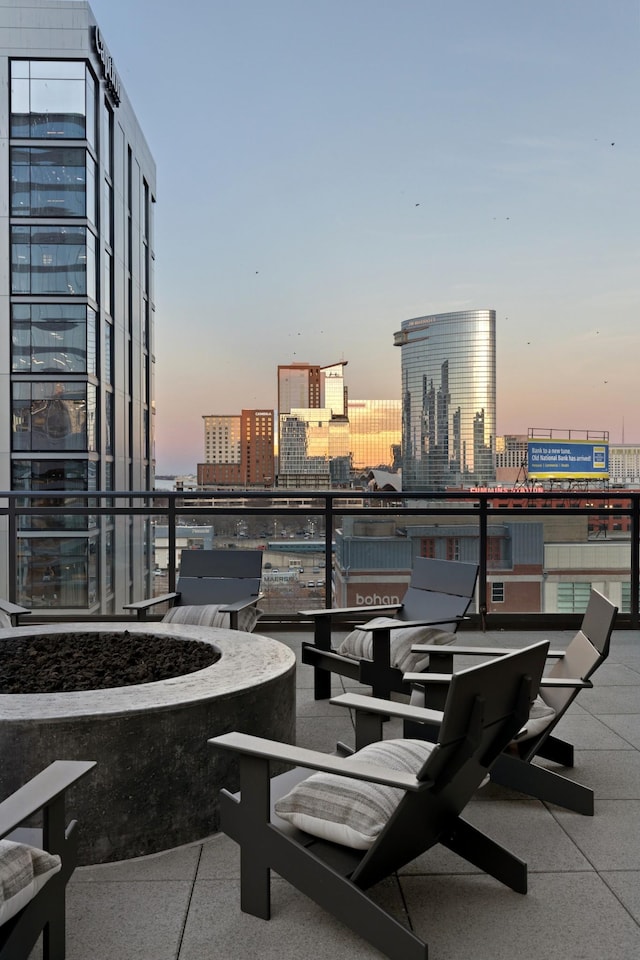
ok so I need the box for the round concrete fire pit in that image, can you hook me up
[0,622,296,864]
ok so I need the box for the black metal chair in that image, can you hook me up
[0,760,95,960]
[403,587,618,814]
[124,548,263,630]
[209,641,548,960]
[0,601,31,629]
[301,556,479,700]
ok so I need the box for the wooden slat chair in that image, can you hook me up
[209,641,548,960]
[301,556,479,700]
[124,548,263,631]
[402,588,618,815]
[0,761,95,960]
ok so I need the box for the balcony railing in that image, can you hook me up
[1,488,638,629]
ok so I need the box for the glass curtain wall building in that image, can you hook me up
[1,1,156,612]
[394,310,496,491]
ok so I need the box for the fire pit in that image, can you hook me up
[0,622,296,864]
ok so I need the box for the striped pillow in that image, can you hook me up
[274,739,434,849]
[163,603,260,633]
[0,840,61,926]
[337,618,456,674]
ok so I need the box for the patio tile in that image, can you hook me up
[66,880,192,960]
[597,714,640,750]
[553,800,640,870]
[401,872,640,960]
[72,842,202,883]
[601,871,640,924]
[179,877,407,959]
[196,834,240,880]
[568,750,640,799]
[591,663,640,685]
[579,685,640,716]
[399,799,592,875]
[550,712,634,751]
[296,715,355,753]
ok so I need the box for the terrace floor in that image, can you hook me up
[36,625,640,959]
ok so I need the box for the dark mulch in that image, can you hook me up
[0,631,220,694]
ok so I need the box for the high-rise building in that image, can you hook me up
[347,400,402,472]
[277,360,349,486]
[198,410,274,487]
[394,311,496,490]
[0,1,156,611]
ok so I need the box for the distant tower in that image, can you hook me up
[277,361,349,487]
[394,311,496,490]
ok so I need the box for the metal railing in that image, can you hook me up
[1,487,638,628]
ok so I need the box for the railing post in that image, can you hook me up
[631,495,640,628]
[478,497,488,631]
[8,496,17,603]
[324,493,334,607]
[168,495,177,592]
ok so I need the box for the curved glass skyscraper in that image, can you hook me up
[394,310,496,491]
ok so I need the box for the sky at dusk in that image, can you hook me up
[86,0,640,475]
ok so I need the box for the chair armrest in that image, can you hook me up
[0,761,96,839]
[123,592,179,613]
[219,595,262,613]
[209,732,428,791]
[0,599,32,626]
[331,692,444,727]
[539,677,592,689]
[403,672,456,684]
[299,604,402,619]
[410,643,566,658]
[357,616,466,633]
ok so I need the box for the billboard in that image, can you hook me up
[527,440,609,480]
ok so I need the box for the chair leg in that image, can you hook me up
[534,735,574,767]
[269,835,428,960]
[42,885,66,960]
[441,816,527,894]
[490,753,594,815]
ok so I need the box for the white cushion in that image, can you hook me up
[274,739,434,850]
[0,840,61,926]
[337,617,456,674]
[515,694,557,740]
[0,611,12,630]
[163,602,260,633]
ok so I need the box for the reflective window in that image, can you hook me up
[104,321,113,384]
[16,534,98,609]
[11,147,90,218]
[102,101,113,177]
[104,252,112,316]
[11,303,96,374]
[10,60,94,140]
[12,459,92,531]
[11,225,96,299]
[11,380,94,452]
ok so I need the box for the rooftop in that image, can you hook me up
[33,625,640,959]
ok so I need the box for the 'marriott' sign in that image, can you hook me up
[93,27,121,106]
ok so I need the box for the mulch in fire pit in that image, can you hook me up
[0,631,220,693]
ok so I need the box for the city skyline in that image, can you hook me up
[86,0,640,475]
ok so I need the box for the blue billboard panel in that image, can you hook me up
[527,440,609,479]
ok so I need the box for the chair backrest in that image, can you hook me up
[398,557,479,629]
[176,549,262,606]
[541,588,617,716]
[351,640,549,887]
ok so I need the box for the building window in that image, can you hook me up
[556,582,592,614]
[11,380,96,452]
[11,225,96,299]
[16,534,98,609]
[12,459,96,531]
[446,538,460,561]
[11,304,96,375]
[11,147,96,219]
[419,538,436,558]
[10,60,96,143]
[491,581,505,603]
